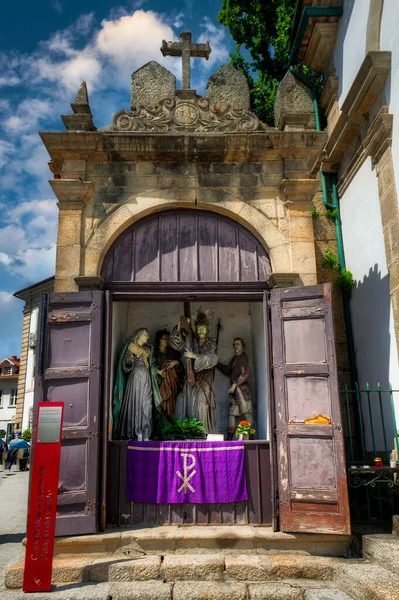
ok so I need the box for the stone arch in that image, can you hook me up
[84,197,291,279]
[101,209,272,284]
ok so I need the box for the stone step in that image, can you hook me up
[7,552,399,599]
[362,534,399,575]
[0,580,354,600]
[5,553,341,588]
[47,526,351,558]
[335,561,399,599]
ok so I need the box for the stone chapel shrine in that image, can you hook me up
[35,32,350,537]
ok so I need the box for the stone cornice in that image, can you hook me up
[40,130,327,167]
[281,179,320,206]
[337,106,393,196]
[267,273,302,288]
[50,179,93,208]
[75,276,104,291]
[320,76,338,112]
[323,51,391,167]
[304,22,339,74]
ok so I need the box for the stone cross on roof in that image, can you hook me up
[161,32,211,90]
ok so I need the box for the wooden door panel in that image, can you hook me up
[34,291,103,536]
[271,284,350,534]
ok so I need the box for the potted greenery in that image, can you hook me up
[236,420,255,440]
[161,417,207,441]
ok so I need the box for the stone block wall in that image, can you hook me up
[44,130,326,293]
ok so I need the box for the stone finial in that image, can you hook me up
[274,70,316,131]
[131,61,176,110]
[62,81,96,131]
[72,81,91,114]
[206,64,250,111]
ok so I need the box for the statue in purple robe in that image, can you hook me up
[217,337,254,438]
[170,308,218,433]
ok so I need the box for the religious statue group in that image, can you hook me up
[112,308,254,441]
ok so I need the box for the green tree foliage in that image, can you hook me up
[22,429,32,443]
[217,0,296,125]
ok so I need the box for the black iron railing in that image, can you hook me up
[341,384,399,523]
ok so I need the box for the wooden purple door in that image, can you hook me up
[34,291,103,535]
[271,284,350,534]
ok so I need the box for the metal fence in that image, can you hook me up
[341,384,399,523]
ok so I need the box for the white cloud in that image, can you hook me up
[0,291,13,303]
[0,198,57,282]
[96,10,177,83]
[174,13,185,29]
[0,254,12,266]
[198,18,229,69]
[0,75,21,87]
[51,0,64,14]
[0,140,15,169]
[5,99,52,134]
[0,291,24,357]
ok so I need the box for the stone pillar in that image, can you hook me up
[375,147,399,352]
[281,178,320,286]
[50,179,93,292]
[364,108,399,358]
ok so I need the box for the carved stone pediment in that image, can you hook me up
[107,95,265,133]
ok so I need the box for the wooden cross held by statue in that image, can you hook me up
[161,32,211,90]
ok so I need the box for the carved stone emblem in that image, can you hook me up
[110,95,262,133]
[174,103,199,126]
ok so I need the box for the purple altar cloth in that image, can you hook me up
[126,441,248,504]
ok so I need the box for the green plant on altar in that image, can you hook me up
[161,417,206,440]
[236,420,255,438]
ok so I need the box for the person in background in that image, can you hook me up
[9,431,30,471]
[0,429,7,465]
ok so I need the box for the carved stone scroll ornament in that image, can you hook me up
[110,96,262,133]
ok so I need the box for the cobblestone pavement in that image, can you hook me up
[0,468,29,591]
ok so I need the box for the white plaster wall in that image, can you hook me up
[250,302,268,440]
[333,0,370,106]
[380,0,399,192]
[340,157,399,451]
[0,379,17,432]
[22,391,33,431]
[111,300,267,439]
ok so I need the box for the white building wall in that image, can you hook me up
[340,157,399,450]
[380,0,399,193]
[0,379,17,432]
[21,307,38,431]
[333,0,370,106]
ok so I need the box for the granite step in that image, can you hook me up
[47,526,351,558]
[4,553,341,588]
[362,533,399,575]
[1,580,354,600]
[6,551,399,599]
[335,561,399,599]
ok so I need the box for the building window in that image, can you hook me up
[9,389,17,406]
[3,366,12,375]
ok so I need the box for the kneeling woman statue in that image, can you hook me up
[112,328,162,440]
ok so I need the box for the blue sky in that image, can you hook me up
[0,0,237,358]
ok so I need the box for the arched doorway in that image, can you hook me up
[102,209,274,526]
